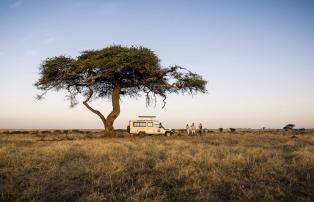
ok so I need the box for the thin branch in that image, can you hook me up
[82,87,107,126]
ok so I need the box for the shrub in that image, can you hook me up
[229,128,236,133]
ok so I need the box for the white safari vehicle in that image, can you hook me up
[128,116,173,136]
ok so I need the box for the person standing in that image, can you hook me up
[198,123,203,135]
[186,124,190,135]
[191,123,196,135]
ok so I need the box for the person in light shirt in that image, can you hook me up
[191,123,196,135]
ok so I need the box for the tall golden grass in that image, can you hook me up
[0,131,313,201]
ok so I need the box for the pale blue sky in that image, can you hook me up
[0,0,313,129]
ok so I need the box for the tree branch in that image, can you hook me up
[82,87,107,128]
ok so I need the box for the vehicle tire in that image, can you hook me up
[165,132,171,137]
[138,131,145,136]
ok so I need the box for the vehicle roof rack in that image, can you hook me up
[138,116,156,119]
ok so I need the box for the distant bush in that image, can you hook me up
[9,131,29,134]
[219,128,223,133]
[229,128,236,133]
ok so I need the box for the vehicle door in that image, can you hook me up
[154,122,163,134]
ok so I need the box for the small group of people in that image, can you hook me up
[186,122,203,135]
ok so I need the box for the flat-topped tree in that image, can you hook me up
[35,45,207,133]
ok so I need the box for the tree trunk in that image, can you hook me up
[104,85,121,133]
[82,85,121,134]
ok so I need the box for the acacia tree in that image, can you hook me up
[35,45,207,133]
[283,124,295,130]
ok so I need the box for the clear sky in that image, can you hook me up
[0,0,313,129]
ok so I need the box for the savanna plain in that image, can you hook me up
[0,130,313,202]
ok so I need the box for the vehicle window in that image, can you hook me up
[133,122,146,127]
[147,122,153,127]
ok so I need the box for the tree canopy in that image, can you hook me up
[35,45,207,133]
[283,124,295,130]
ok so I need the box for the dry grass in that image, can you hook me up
[0,131,313,201]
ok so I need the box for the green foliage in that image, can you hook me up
[35,45,207,107]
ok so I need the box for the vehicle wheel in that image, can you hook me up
[138,132,146,136]
[165,132,171,137]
